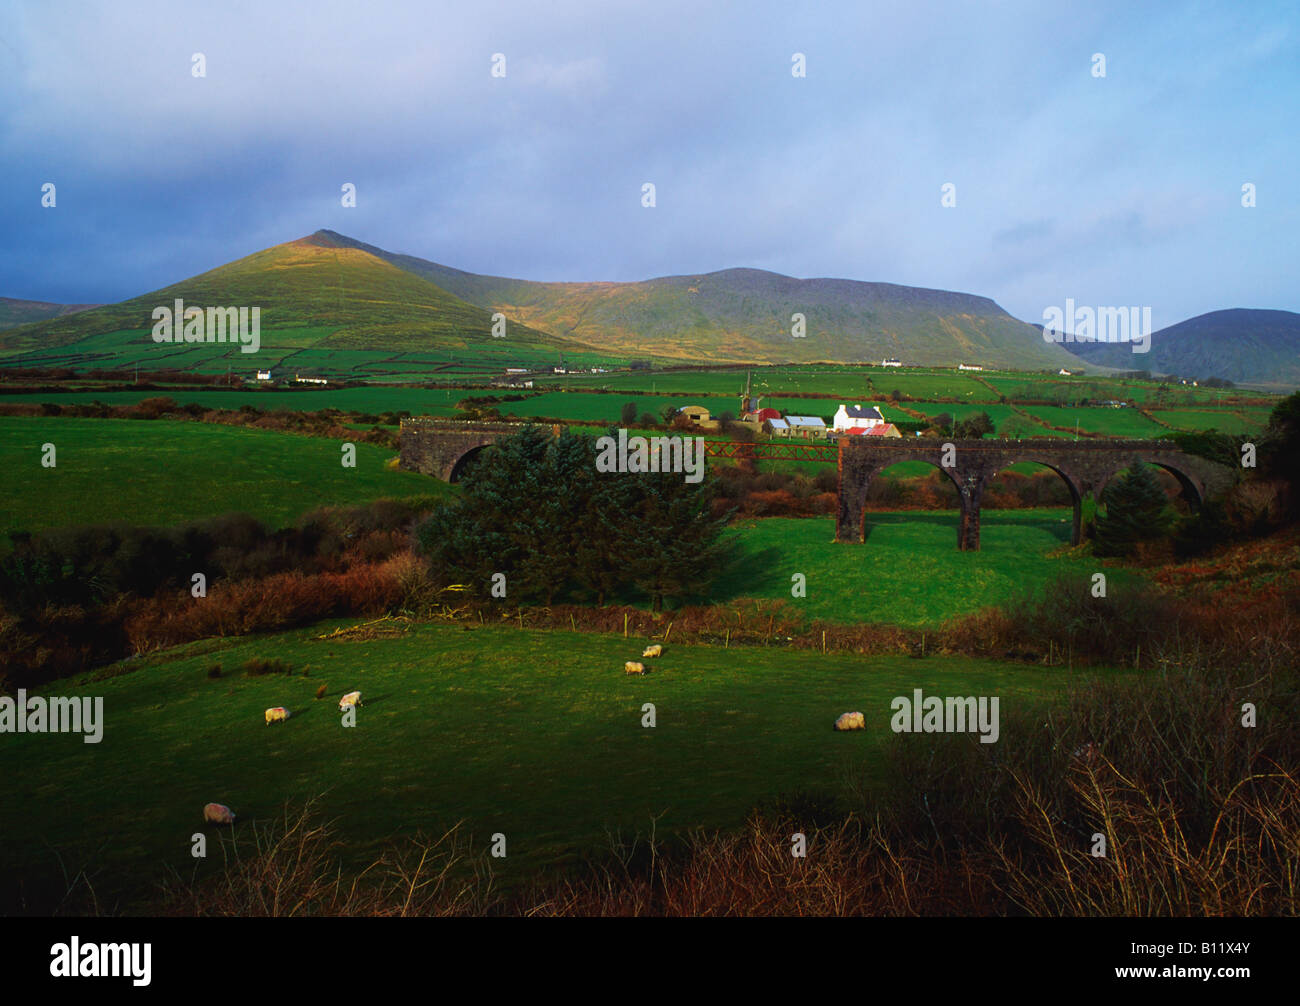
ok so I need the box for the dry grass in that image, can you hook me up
[156,799,495,917]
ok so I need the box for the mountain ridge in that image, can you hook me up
[306,229,1078,368]
[7,229,1290,382]
[1066,308,1300,388]
[0,297,103,332]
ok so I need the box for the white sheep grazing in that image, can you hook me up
[624,661,646,675]
[264,706,290,725]
[834,711,866,732]
[203,803,236,825]
[642,644,663,658]
[339,690,362,711]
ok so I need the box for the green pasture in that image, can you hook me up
[0,416,445,535]
[1,620,1111,909]
[716,512,1113,626]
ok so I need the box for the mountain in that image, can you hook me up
[1066,309,1300,388]
[0,297,101,331]
[0,236,560,363]
[312,230,1084,370]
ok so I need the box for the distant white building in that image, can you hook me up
[294,374,328,385]
[958,363,984,372]
[256,369,272,381]
[832,404,886,432]
[881,358,902,367]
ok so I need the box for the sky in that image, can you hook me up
[1,0,1297,330]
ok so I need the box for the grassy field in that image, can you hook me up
[1,619,1116,909]
[1155,407,1274,434]
[550,367,995,400]
[551,365,1269,406]
[3,386,468,417]
[7,384,1269,438]
[0,416,446,534]
[716,512,1123,625]
[1016,404,1169,438]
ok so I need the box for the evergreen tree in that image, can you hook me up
[415,426,732,609]
[1262,390,1300,515]
[1092,460,1176,557]
[571,468,640,606]
[622,470,731,612]
[416,424,553,598]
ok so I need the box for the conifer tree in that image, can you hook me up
[416,426,731,609]
[1092,460,1176,557]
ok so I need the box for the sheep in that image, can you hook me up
[834,711,865,732]
[264,706,290,725]
[1070,741,1099,763]
[624,661,646,675]
[203,803,236,825]
[642,644,663,658]
[338,690,362,711]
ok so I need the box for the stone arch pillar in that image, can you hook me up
[940,466,986,551]
[835,448,880,542]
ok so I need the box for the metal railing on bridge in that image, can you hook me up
[703,440,840,462]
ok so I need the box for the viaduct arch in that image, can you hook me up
[398,418,537,482]
[837,438,1236,551]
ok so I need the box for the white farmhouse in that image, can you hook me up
[832,404,886,432]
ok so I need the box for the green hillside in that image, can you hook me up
[0,237,563,368]
[20,228,1292,381]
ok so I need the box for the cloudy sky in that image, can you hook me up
[2,0,1297,329]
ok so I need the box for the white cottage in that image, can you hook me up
[832,404,885,432]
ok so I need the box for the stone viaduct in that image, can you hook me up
[399,419,1237,551]
[398,418,540,481]
[837,438,1236,550]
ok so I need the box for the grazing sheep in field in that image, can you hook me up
[624,661,646,675]
[264,706,290,725]
[834,711,865,732]
[203,803,235,825]
[339,690,362,711]
[642,644,663,658]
